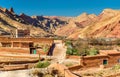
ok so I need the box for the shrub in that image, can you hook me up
[35,61,50,68]
[79,48,99,56]
[65,40,72,46]
[43,45,49,52]
[88,48,99,56]
[66,48,78,55]
[79,48,89,56]
[112,64,120,70]
[65,40,79,55]
[66,48,73,55]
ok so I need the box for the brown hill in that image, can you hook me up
[55,13,98,37]
[68,9,120,39]
[0,7,48,37]
[20,14,68,33]
[0,7,69,37]
[1,7,120,39]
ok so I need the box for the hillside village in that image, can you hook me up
[0,7,120,77]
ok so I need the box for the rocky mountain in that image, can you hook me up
[0,7,69,37]
[55,13,98,37]
[0,6,120,39]
[20,14,69,33]
[0,7,49,37]
[72,9,120,39]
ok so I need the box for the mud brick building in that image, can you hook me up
[80,50,120,68]
[67,50,120,69]
[16,29,30,38]
[0,37,54,54]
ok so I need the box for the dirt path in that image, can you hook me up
[52,40,67,63]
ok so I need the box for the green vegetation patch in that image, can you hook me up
[112,64,120,70]
[35,61,50,68]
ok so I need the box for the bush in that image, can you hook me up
[112,64,120,70]
[35,61,50,68]
[88,48,99,56]
[43,45,49,52]
[65,40,79,55]
[66,48,73,55]
[79,48,99,56]
[65,40,72,46]
[79,48,89,56]
[66,48,78,55]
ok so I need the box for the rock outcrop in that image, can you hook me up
[9,7,14,13]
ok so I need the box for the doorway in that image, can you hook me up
[103,60,108,65]
[30,48,36,54]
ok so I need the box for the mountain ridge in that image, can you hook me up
[0,7,120,39]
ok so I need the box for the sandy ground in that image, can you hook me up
[0,70,30,77]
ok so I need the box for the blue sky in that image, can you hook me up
[0,0,120,16]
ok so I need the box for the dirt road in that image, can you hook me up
[53,40,67,63]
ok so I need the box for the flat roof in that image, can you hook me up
[1,41,33,43]
[99,50,120,55]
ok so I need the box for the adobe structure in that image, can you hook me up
[15,29,30,38]
[0,37,54,54]
[80,50,120,68]
[67,50,120,70]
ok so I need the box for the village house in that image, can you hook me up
[80,50,120,68]
[67,50,120,70]
[0,37,54,54]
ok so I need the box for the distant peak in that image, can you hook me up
[76,12,88,18]
[78,12,88,16]
[20,13,26,16]
[9,7,14,13]
[0,7,8,12]
[102,8,120,14]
